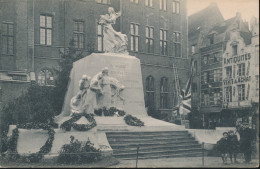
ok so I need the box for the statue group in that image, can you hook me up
[70,67,125,115]
[99,7,128,53]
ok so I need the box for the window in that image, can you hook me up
[146,26,154,53]
[38,69,54,86]
[214,92,220,105]
[2,22,14,55]
[193,60,197,73]
[173,32,181,57]
[160,0,167,11]
[203,71,209,83]
[232,45,238,56]
[238,63,245,76]
[225,66,232,78]
[213,52,220,63]
[238,84,245,101]
[97,24,104,51]
[130,0,138,4]
[203,55,209,64]
[160,29,168,55]
[191,44,196,54]
[208,34,214,45]
[96,0,111,4]
[172,0,180,14]
[145,0,153,7]
[160,77,168,108]
[40,15,52,45]
[213,69,221,82]
[192,83,197,93]
[146,76,155,107]
[130,23,139,52]
[203,93,210,106]
[73,21,84,49]
[225,86,232,102]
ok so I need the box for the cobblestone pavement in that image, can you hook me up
[1,156,259,168]
[110,157,259,168]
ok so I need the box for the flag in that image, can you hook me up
[179,75,192,115]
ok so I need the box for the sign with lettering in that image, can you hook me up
[224,53,251,65]
[223,76,251,85]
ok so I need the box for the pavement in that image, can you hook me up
[111,157,259,168]
[1,155,259,168]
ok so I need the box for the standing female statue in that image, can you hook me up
[99,7,128,53]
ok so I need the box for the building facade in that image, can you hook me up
[222,17,259,128]
[0,0,189,119]
[189,11,255,128]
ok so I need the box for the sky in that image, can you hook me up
[187,0,259,22]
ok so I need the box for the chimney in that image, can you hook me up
[236,12,241,19]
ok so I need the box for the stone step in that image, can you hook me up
[112,144,202,154]
[108,137,196,145]
[113,148,202,159]
[106,131,188,137]
[109,140,199,148]
[107,135,193,142]
[119,151,203,160]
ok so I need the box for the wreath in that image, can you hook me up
[94,107,126,117]
[6,122,55,163]
[60,113,97,131]
[124,114,144,127]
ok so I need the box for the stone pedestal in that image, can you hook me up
[56,53,147,123]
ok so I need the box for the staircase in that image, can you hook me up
[106,130,202,160]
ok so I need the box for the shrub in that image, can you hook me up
[57,136,101,164]
[118,110,126,116]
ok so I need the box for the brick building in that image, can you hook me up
[188,3,224,112]
[0,0,189,119]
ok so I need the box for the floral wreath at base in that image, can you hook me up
[124,114,144,127]
[60,113,97,131]
[6,122,55,163]
[94,107,126,117]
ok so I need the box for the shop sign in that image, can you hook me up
[223,76,251,85]
[224,53,251,65]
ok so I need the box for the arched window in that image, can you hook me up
[37,69,54,86]
[145,76,155,107]
[160,77,168,108]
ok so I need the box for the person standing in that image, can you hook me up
[216,132,229,165]
[227,130,240,164]
[239,123,255,163]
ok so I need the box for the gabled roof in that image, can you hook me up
[188,3,224,36]
[239,31,252,45]
[209,17,236,35]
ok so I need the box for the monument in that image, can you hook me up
[6,7,184,162]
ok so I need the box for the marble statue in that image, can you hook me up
[99,7,128,54]
[70,74,91,113]
[70,67,125,114]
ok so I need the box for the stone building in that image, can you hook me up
[222,16,259,128]
[0,0,189,120]
[188,10,254,128]
[188,3,224,124]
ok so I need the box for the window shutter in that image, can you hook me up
[247,61,250,76]
[233,65,236,78]
[246,84,250,100]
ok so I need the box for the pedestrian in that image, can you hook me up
[216,132,229,165]
[239,123,254,163]
[227,130,240,164]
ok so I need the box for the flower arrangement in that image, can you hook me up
[124,114,144,127]
[93,107,126,117]
[60,113,97,131]
[57,136,101,164]
[6,123,55,163]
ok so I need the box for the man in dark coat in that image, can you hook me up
[239,123,255,163]
[217,132,229,164]
[227,130,240,163]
